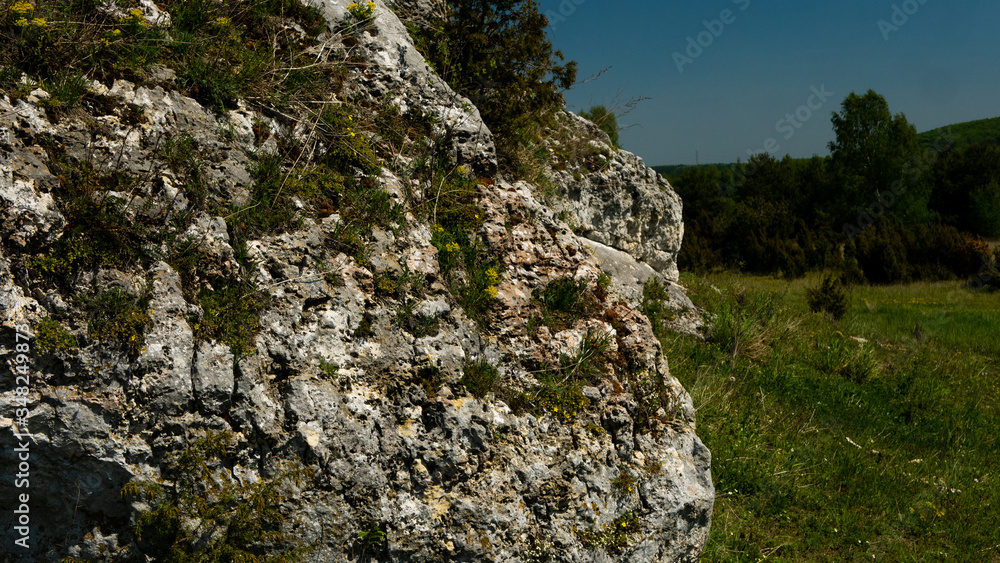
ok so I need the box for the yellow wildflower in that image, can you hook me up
[456,165,467,175]
[445,242,461,253]
[11,1,33,15]
[14,17,28,26]
[213,16,231,27]
[485,268,499,285]
[485,286,498,299]
[29,17,45,27]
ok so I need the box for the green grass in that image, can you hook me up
[668,272,1000,562]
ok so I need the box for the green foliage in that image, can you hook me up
[611,467,639,496]
[320,104,381,176]
[805,274,849,320]
[640,278,676,338]
[174,241,268,360]
[32,162,166,285]
[829,89,924,222]
[319,359,339,379]
[408,0,577,173]
[0,0,330,113]
[531,276,591,330]
[708,285,783,362]
[460,357,501,398]
[122,431,312,562]
[35,317,78,354]
[426,168,501,325]
[526,329,611,421]
[345,1,376,24]
[579,105,619,148]
[577,512,640,555]
[78,288,151,356]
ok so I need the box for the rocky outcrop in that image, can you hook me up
[0,0,711,561]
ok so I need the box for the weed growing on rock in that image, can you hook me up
[78,287,152,356]
[611,467,640,497]
[577,511,641,555]
[641,278,676,338]
[460,358,501,398]
[319,359,339,379]
[532,276,600,331]
[32,162,166,286]
[426,166,502,325]
[520,329,612,421]
[354,519,386,554]
[122,431,313,561]
[34,317,78,355]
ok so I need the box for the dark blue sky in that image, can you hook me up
[538,0,1000,166]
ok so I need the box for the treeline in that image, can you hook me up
[668,91,1000,285]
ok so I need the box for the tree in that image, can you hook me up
[580,105,619,147]
[410,0,577,172]
[828,90,924,223]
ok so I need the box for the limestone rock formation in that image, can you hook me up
[0,1,712,561]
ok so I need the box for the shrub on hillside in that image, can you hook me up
[407,0,577,174]
[806,275,849,320]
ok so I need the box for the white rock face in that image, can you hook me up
[548,111,685,281]
[0,1,709,561]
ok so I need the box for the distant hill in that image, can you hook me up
[918,116,1000,151]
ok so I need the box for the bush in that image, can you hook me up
[408,0,577,173]
[805,275,849,320]
[35,318,78,355]
[460,358,500,398]
[78,288,152,356]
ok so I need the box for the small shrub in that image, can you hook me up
[79,288,151,356]
[319,359,339,379]
[805,275,849,320]
[525,329,611,421]
[355,519,386,554]
[532,276,594,330]
[709,285,782,361]
[460,358,500,398]
[346,1,376,23]
[34,163,166,284]
[641,278,676,337]
[35,318,78,355]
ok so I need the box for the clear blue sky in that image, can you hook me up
[538,0,1000,166]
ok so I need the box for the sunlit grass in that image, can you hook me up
[670,272,1000,562]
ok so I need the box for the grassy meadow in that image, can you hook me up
[663,272,1000,562]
